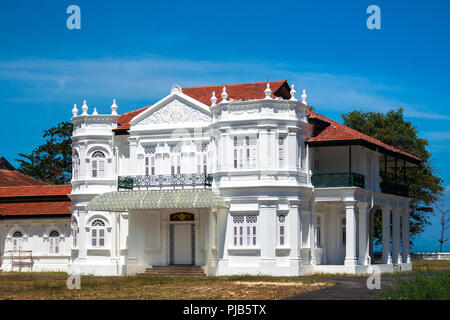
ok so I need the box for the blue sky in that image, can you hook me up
[0,0,449,251]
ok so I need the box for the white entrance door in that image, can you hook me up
[173,224,192,264]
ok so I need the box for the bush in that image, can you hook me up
[381,270,450,300]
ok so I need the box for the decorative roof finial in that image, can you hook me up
[111,98,118,115]
[221,86,228,102]
[290,84,297,101]
[210,91,217,106]
[301,89,308,105]
[264,83,272,99]
[72,103,78,117]
[81,100,88,115]
[92,107,98,115]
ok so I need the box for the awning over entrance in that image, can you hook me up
[85,189,229,212]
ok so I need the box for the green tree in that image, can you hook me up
[16,121,73,185]
[342,108,444,243]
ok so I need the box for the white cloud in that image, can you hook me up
[422,131,450,141]
[0,56,448,120]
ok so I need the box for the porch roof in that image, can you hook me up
[85,189,229,212]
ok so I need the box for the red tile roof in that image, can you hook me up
[115,80,290,130]
[182,80,290,105]
[306,109,422,163]
[0,170,47,187]
[0,201,71,217]
[114,80,421,164]
[0,184,71,217]
[0,185,71,198]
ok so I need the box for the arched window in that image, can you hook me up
[12,231,23,251]
[73,151,80,180]
[91,219,106,247]
[49,231,60,254]
[72,220,78,247]
[91,150,106,178]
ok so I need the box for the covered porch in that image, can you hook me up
[85,189,229,276]
[307,189,412,274]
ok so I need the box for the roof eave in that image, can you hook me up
[306,139,422,165]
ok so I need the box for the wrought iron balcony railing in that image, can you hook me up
[311,172,365,188]
[380,181,409,197]
[118,173,213,190]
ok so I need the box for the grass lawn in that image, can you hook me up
[0,274,333,300]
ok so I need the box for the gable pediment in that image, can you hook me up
[130,92,211,128]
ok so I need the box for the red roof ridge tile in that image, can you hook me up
[306,109,422,162]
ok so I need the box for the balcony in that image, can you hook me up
[118,173,213,191]
[311,172,365,188]
[380,181,409,197]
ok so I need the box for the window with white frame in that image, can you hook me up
[73,151,80,180]
[341,217,346,247]
[234,136,257,169]
[12,231,23,251]
[170,144,182,175]
[233,136,243,169]
[278,136,286,168]
[232,215,257,247]
[91,150,106,178]
[277,214,287,246]
[144,146,156,175]
[196,143,208,174]
[91,219,106,247]
[49,230,60,254]
[316,216,321,247]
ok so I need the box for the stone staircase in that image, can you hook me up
[141,265,206,277]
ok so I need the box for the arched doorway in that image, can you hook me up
[169,212,195,265]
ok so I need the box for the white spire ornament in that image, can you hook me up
[210,91,217,107]
[111,98,118,115]
[92,107,98,115]
[81,100,88,115]
[301,89,308,105]
[72,103,78,117]
[221,87,228,102]
[264,83,272,99]
[289,84,297,101]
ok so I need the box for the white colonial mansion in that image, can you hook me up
[0,80,422,276]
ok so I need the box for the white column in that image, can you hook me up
[78,210,87,260]
[126,212,138,274]
[288,202,302,270]
[161,212,168,265]
[309,202,317,265]
[219,131,227,171]
[128,138,137,176]
[207,209,217,270]
[369,209,374,262]
[402,209,411,263]
[79,143,87,179]
[357,202,370,265]
[381,206,392,264]
[259,201,277,273]
[344,201,357,266]
[392,207,402,264]
[287,130,298,170]
[194,215,201,266]
[217,208,228,261]
[258,129,268,169]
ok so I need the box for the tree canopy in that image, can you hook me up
[342,108,444,242]
[16,121,72,185]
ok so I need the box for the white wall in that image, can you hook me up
[0,218,71,272]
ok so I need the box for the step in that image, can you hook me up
[140,265,206,277]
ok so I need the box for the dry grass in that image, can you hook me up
[0,274,333,300]
[411,258,450,271]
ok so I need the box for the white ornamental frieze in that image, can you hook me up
[139,99,211,125]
